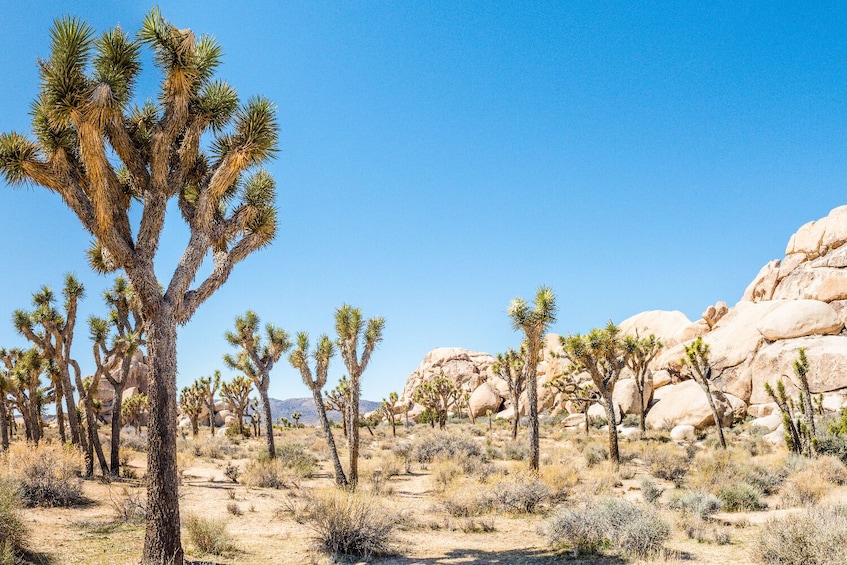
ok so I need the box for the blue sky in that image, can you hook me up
[1,2,845,402]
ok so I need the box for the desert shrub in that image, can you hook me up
[430,459,462,492]
[0,480,27,563]
[442,483,495,517]
[242,458,290,489]
[781,468,830,506]
[226,502,243,516]
[716,482,763,512]
[224,462,240,483]
[668,490,722,519]
[110,487,147,525]
[391,440,414,473]
[294,490,396,558]
[2,442,84,507]
[503,441,529,461]
[754,504,847,565]
[274,441,319,479]
[639,476,663,504]
[490,471,551,514]
[183,513,236,556]
[807,454,847,485]
[640,442,689,485]
[119,426,148,452]
[816,434,847,464]
[546,497,670,558]
[540,460,581,502]
[413,431,482,464]
[581,443,608,467]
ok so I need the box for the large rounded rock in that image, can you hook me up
[756,299,843,340]
[644,380,732,430]
[618,310,693,349]
[670,424,695,441]
[468,382,503,418]
[613,378,653,415]
[749,335,847,404]
[399,347,497,406]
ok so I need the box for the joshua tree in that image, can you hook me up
[507,286,557,472]
[289,332,348,486]
[545,368,599,436]
[247,397,261,438]
[623,333,663,433]
[380,392,399,436]
[75,362,110,477]
[494,348,526,440]
[224,310,291,459]
[291,412,302,428]
[335,304,385,487]
[122,392,148,433]
[90,276,145,475]
[220,375,253,437]
[412,373,460,430]
[683,337,726,449]
[0,10,281,561]
[13,276,85,451]
[793,348,818,442]
[0,365,9,451]
[325,376,351,437]
[1,348,48,443]
[178,383,205,437]
[561,323,629,466]
[198,371,221,435]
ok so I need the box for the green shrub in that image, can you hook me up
[183,513,236,556]
[717,482,763,512]
[274,442,318,479]
[754,504,847,564]
[668,490,722,519]
[581,443,608,467]
[0,480,27,564]
[640,442,689,485]
[491,471,551,514]
[413,431,482,464]
[503,441,529,461]
[243,459,289,489]
[639,476,663,504]
[546,497,670,559]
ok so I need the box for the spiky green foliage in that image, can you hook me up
[623,333,663,432]
[412,373,461,430]
[220,375,253,437]
[682,337,727,449]
[179,382,205,436]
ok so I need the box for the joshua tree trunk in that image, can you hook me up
[142,313,183,565]
[527,371,540,471]
[308,388,347,485]
[348,377,360,487]
[110,379,126,476]
[511,392,520,440]
[636,379,647,433]
[55,385,67,444]
[698,381,726,449]
[603,392,620,466]
[0,399,7,450]
[259,385,275,458]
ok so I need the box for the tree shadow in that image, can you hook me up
[366,548,631,564]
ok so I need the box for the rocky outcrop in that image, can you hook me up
[94,350,150,421]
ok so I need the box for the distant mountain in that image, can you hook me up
[268,397,380,426]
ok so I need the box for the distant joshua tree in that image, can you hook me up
[220,375,253,437]
[197,371,221,436]
[224,311,291,459]
[179,382,205,437]
[412,373,460,430]
[508,286,557,472]
[494,348,526,440]
[682,337,726,449]
[290,332,348,486]
[380,392,400,436]
[623,333,663,433]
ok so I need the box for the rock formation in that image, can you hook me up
[398,205,847,431]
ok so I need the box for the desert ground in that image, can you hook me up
[3,416,846,565]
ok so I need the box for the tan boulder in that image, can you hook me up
[670,425,696,441]
[613,378,653,415]
[723,393,748,422]
[749,336,847,404]
[787,217,827,258]
[644,380,732,430]
[468,383,503,418]
[399,347,496,406]
[756,299,843,340]
[821,205,847,251]
[751,413,782,432]
[652,369,672,389]
[822,393,845,413]
[587,402,621,424]
[702,301,729,329]
[618,310,692,349]
[817,277,847,302]
[747,403,778,418]
[495,406,515,421]
[742,260,780,302]
[778,253,806,280]
[679,319,711,342]
[562,413,585,427]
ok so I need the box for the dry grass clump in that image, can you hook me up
[781,467,832,507]
[109,486,147,525]
[806,454,847,485]
[754,504,847,565]
[490,470,551,514]
[442,482,495,517]
[183,512,237,556]
[413,430,482,465]
[546,497,670,559]
[275,441,319,479]
[539,458,581,502]
[289,490,397,558]
[2,442,84,507]
[0,480,27,565]
[119,426,148,452]
[639,441,690,485]
[242,458,291,489]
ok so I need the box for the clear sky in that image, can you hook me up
[1,1,845,403]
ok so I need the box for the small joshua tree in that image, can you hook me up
[289,332,347,486]
[623,333,663,433]
[198,371,221,435]
[545,368,599,436]
[179,382,205,437]
[494,348,525,440]
[335,304,385,487]
[412,373,460,430]
[793,348,818,442]
[765,378,816,456]
[380,392,399,436]
[123,392,149,433]
[561,323,629,466]
[325,376,351,438]
[220,375,253,437]
[683,337,726,449]
[224,310,291,459]
[507,286,557,472]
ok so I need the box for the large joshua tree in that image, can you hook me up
[335,304,385,487]
[683,337,726,449]
[0,11,280,563]
[224,311,291,458]
[507,286,557,472]
[289,332,348,486]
